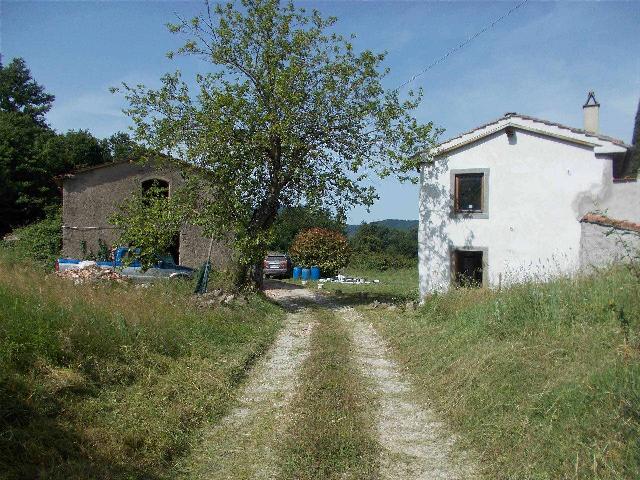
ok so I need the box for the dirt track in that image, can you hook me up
[180,280,475,479]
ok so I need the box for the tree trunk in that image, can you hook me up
[229,258,264,291]
[250,260,264,290]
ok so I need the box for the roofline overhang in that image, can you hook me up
[420,119,630,164]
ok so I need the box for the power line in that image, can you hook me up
[395,0,529,91]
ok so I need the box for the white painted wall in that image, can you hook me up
[419,128,615,297]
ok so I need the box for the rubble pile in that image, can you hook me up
[56,265,127,284]
[192,289,250,308]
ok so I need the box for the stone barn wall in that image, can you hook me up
[62,160,231,269]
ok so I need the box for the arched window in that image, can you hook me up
[141,178,169,198]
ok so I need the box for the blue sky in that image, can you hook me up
[2,0,639,223]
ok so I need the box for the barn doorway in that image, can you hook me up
[452,249,484,287]
[141,178,180,264]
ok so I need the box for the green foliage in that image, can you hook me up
[0,110,55,233]
[0,58,57,234]
[114,0,438,285]
[0,57,54,125]
[43,129,111,171]
[0,256,283,478]
[3,210,61,268]
[77,237,111,261]
[100,131,144,162]
[289,227,350,275]
[351,222,417,257]
[0,57,147,236]
[349,222,417,270]
[269,206,345,253]
[110,183,184,269]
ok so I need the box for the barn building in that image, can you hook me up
[61,160,230,269]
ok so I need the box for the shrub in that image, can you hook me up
[289,228,350,276]
[3,211,62,268]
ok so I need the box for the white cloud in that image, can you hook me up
[46,86,130,138]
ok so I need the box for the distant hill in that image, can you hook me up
[346,219,418,237]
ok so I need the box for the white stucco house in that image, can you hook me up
[418,93,638,297]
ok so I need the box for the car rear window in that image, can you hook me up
[267,255,286,261]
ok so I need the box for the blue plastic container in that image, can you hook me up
[310,266,321,280]
[292,266,302,280]
[301,268,311,281]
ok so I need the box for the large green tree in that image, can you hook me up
[0,57,139,235]
[115,0,438,286]
[0,58,56,233]
[0,57,54,126]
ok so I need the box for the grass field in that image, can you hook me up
[3,243,639,479]
[362,266,640,479]
[0,254,284,479]
[286,266,419,303]
[280,309,379,479]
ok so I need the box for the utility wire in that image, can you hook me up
[395,0,529,91]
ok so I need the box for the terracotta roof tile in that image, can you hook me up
[581,213,640,233]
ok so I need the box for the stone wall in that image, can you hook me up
[579,220,640,270]
[62,161,231,269]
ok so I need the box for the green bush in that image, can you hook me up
[269,206,346,253]
[289,228,350,276]
[3,211,62,268]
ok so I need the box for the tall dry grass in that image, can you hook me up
[369,266,640,479]
[0,254,283,479]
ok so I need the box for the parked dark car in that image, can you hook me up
[263,253,291,278]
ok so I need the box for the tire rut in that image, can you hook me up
[341,307,477,480]
[177,306,315,479]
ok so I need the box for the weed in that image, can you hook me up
[0,255,283,479]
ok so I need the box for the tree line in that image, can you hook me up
[0,57,141,236]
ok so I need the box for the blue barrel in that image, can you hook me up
[292,266,302,280]
[310,266,321,280]
[301,268,311,281]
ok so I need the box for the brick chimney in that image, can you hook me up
[583,91,599,134]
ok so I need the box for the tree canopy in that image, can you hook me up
[115,0,438,286]
[269,206,345,253]
[0,57,55,125]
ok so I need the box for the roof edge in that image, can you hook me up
[423,113,631,161]
[581,213,640,234]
